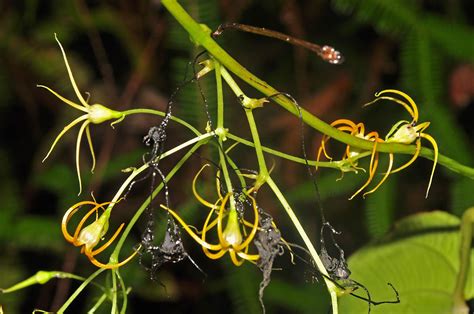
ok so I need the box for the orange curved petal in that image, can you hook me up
[390,140,421,174]
[90,223,124,256]
[363,152,394,198]
[62,201,101,243]
[349,141,379,200]
[87,246,140,269]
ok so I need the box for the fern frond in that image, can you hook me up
[167,0,219,128]
[423,14,474,63]
[331,0,419,35]
[400,30,472,164]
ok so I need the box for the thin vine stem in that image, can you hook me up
[215,59,224,131]
[266,176,340,313]
[453,207,474,313]
[244,109,269,176]
[107,132,213,209]
[111,139,209,257]
[116,270,128,314]
[219,59,339,310]
[121,108,202,136]
[219,65,269,176]
[87,292,107,313]
[160,0,474,179]
[214,59,236,209]
[57,268,105,313]
[226,132,372,169]
[111,270,118,313]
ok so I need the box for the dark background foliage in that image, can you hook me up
[0,0,473,313]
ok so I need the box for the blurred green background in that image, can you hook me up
[0,0,473,313]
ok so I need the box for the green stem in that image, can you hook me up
[219,66,268,176]
[266,176,339,313]
[214,59,235,208]
[215,60,224,131]
[111,138,209,257]
[87,292,107,313]
[108,132,213,208]
[226,132,371,168]
[58,268,105,313]
[160,0,474,179]
[453,207,474,313]
[116,270,128,314]
[244,109,268,175]
[111,270,118,314]
[223,148,248,190]
[121,108,202,136]
[0,271,87,294]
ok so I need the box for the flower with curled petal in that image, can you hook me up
[317,119,393,199]
[161,165,260,266]
[61,200,138,269]
[364,89,438,198]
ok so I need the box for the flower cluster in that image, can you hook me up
[317,89,438,199]
[317,119,392,199]
[161,165,261,266]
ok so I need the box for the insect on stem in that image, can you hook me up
[212,22,344,64]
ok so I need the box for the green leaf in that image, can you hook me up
[339,211,474,313]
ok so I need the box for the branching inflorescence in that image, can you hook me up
[8,3,461,312]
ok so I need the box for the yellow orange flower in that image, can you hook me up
[61,200,138,269]
[317,119,393,199]
[365,89,438,198]
[161,165,260,266]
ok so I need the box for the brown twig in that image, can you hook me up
[212,22,344,65]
